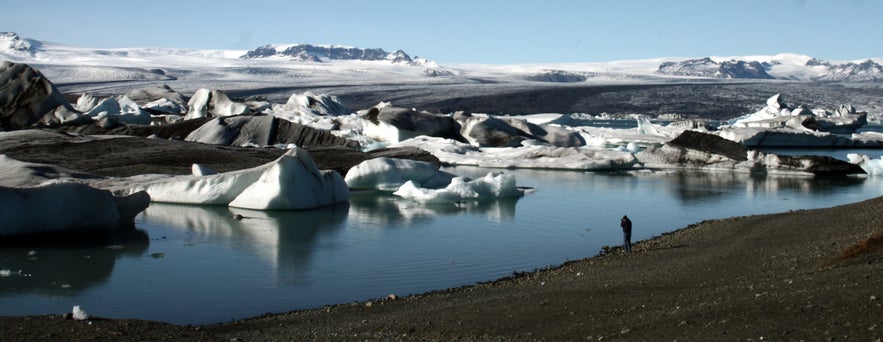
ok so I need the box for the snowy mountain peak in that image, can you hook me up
[657,55,883,82]
[240,44,414,64]
[657,57,773,79]
[0,32,40,57]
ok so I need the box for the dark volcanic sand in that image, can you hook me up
[0,134,881,341]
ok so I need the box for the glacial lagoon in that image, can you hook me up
[2,154,883,325]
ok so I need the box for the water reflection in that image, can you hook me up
[662,171,868,205]
[0,229,148,296]
[142,203,350,271]
[348,192,521,225]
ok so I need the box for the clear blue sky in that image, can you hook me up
[3,0,881,64]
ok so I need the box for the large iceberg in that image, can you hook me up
[127,147,349,210]
[0,181,149,237]
[229,148,350,210]
[638,130,865,175]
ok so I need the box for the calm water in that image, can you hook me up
[2,152,883,325]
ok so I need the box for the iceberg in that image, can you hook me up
[848,154,883,176]
[392,172,523,203]
[229,148,350,210]
[84,95,152,126]
[392,136,638,170]
[345,157,456,191]
[456,112,586,148]
[185,89,252,119]
[722,94,869,146]
[0,182,149,237]
[127,147,349,210]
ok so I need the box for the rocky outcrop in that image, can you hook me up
[0,61,85,130]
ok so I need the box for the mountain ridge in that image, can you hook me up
[1,32,881,82]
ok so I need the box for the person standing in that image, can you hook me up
[620,215,632,252]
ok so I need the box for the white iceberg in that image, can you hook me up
[392,136,638,170]
[128,147,349,210]
[0,181,149,236]
[84,95,151,125]
[185,88,251,119]
[848,154,883,176]
[229,148,350,210]
[392,172,523,203]
[345,157,455,191]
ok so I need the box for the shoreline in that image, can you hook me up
[3,195,881,340]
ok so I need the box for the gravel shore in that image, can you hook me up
[2,194,881,341]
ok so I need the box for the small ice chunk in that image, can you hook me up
[72,305,89,320]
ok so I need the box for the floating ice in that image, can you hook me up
[392,136,638,170]
[0,181,149,237]
[848,154,883,176]
[392,172,523,203]
[229,148,350,210]
[129,147,349,210]
[345,157,455,191]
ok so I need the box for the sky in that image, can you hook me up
[2,0,882,64]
